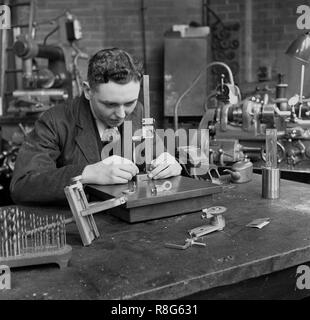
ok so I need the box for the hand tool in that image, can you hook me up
[165,238,206,250]
[165,206,226,250]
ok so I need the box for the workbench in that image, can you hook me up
[1,174,310,300]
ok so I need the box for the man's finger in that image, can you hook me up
[152,166,171,180]
[119,163,139,176]
[113,176,129,184]
[149,161,170,178]
[115,168,133,181]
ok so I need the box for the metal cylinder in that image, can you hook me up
[14,37,65,61]
[12,89,68,99]
[262,167,280,199]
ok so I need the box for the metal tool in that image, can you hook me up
[131,75,155,173]
[223,158,253,184]
[155,181,172,192]
[150,180,173,196]
[165,206,226,250]
[262,129,280,199]
[64,175,127,246]
[165,238,206,250]
[0,207,72,269]
[189,206,226,238]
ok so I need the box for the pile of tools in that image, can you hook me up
[0,207,72,268]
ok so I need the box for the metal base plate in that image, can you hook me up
[86,176,222,223]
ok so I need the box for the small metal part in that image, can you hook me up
[45,216,49,248]
[151,186,157,196]
[155,181,172,192]
[189,206,226,238]
[165,238,207,250]
[129,180,136,192]
[262,129,280,199]
[122,180,137,195]
[149,180,172,196]
[262,167,280,199]
[185,238,207,247]
[201,206,227,218]
[206,166,221,184]
[165,242,191,250]
[56,215,60,248]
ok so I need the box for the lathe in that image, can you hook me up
[198,72,310,176]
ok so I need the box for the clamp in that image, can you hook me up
[64,175,127,246]
[165,238,206,250]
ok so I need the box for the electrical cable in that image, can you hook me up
[174,61,235,130]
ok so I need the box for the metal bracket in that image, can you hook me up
[64,176,127,246]
[194,206,226,235]
[165,206,226,250]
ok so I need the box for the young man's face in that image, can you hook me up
[85,80,140,128]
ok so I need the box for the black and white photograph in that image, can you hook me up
[1,0,310,305]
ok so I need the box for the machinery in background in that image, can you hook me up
[167,29,310,181]
[0,142,19,205]
[194,32,310,179]
[171,59,310,181]
[0,3,88,204]
[199,72,310,176]
[5,10,88,114]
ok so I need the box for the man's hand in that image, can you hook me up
[148,152,182,180]
[81,155,139,185]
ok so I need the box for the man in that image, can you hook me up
[10,48,181,205]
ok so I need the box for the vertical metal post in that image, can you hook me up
[143,75,153,172]
[262,129,280,199]
[245,0,253,82]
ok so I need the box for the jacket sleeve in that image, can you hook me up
[10,111,85,205]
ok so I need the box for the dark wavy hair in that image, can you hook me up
[87,48,144,89]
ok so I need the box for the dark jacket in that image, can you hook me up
[10,95,143,205]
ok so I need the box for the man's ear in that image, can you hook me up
[83,81,91,100]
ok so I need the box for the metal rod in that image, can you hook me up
[140,0,147,73]
[299,64,305,118]
[265,129,277,169]
[3,210,9,257]
[143,75,150,118]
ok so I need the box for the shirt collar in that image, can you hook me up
[89,100,120,142]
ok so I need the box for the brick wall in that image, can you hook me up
[15,0,310,124]
[251,0,307,83]
[33,0,202,125]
